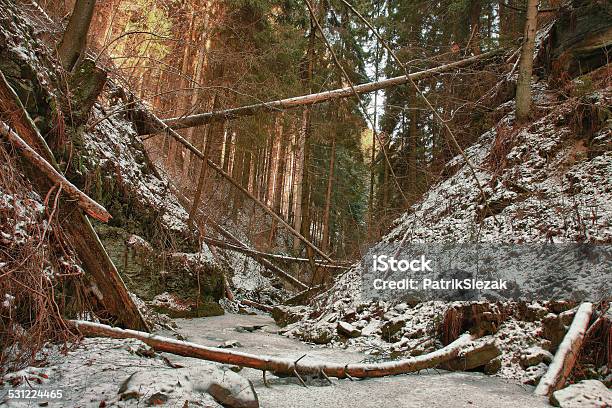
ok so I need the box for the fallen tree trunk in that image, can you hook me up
[139,109,334,264]
[155,50,503,132]
[535,302,593,397]
[0,71,149,331]
[0,121,111,222]
[240,299,274,313]
[203,237,349,269]
[70,320,481,378]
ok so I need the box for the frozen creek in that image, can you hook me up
[164,313,549,408]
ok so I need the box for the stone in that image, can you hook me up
[302,325,333,344]
[484,357,502,375]
[272,305,307,327]
[550,380,612,408]
[218,340,242,348]
[444,339,501,371]
[337,321,361,338]
[519,346,554,369]
[542,313,568,351]
[381,317,406,339]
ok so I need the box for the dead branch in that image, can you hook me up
[145,50,503,132]
[202,237,349,269]
[535,302,594,397]
[70,320,482,378]
[0,121,111,223]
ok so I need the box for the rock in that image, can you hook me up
[272,305,307,327]
[519,346,554,369]
[550,380,612,408]
[523,362,548,385]
[484,357,502,375]
[381,317,406,339]
[146,392,169,406]
[542,313,568,351]
[337,321,361,338]
[394,303,409,313]
[121,366,259,408]
[444,339,501,371]
[218,340,242,348]
[302,325,333,344]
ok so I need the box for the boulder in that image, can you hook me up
[550,380,612,408]
[519,346,554,369]
[272,305,308,327]
[119,366,259,408]
[337,321,361,338]
[542,313,568,351]
[301,325,333,344]
[381,317,406,339]
[444,339,501,371]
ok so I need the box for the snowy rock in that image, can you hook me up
[121,366,259,408]
[381,317,406,339]
[550,380,612,408]
[519,346,554,369]
[219,340,243,348]
[272,305,307,327]
[337,321,361,338]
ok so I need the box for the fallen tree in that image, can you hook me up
[535,302,594,397]
[0,121,111,222]
[149,49,503,132]
[0,71,149,331]
[70,320,484,378]
[170,187,310,291]
[202,237,349,269]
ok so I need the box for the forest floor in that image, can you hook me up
[161,313,550,408]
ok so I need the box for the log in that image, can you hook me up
[155,50,503,132]
[0,121,111,222]
[70,320,482,378]
[0,71,149,331]
[139,108,334,263]
[535,302,593,397]
[202,237,349,269]
[240,299,274,313]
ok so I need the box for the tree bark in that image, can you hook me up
[71,320,481,379]
[321,135,336,253]
[138,50,502,134]
[515,0,539,122]
[57,0,96,71]
[535,303,593,396]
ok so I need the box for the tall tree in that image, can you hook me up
[515,0,539,121]
[57,0,96,70]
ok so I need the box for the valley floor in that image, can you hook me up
[165,313,550,408]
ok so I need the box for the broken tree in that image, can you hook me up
[0,71,149,331]
[535,302,594,397]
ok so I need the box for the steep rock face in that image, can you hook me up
[0,0,224,310]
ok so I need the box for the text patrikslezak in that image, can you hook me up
[371,255,508,291]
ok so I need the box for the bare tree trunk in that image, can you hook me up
[57,0,96,70]
[535,303,593,397]
[515,0,539,122]
[321,135,336,253]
